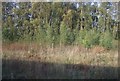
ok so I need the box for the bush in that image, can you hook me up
[32,25,47,45]
[2,27,20,41]
[60,22,68,45]
[66,29,75,45]
[75,29,100,48]
[99,31,114,49]
[82,30,100,48]
[46,23,54,46]
[74,30,86,45]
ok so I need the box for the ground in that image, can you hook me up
[2,42,118,79]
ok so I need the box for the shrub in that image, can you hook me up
[66,29,75,45]
[75,29,100,48]
[60,22,68,46]
[82,30,100,48]
[2,27,20,42]
[46,23,53,46]
[99,30,114,49]
[34,26,46,44]
[74,30,86,45]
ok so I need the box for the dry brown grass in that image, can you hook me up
[91,45,106,54]
[2,42,118,79]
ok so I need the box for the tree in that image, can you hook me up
[46,22,54,46]
[60,21,67,46]
[2,2,19,41]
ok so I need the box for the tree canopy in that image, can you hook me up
[2,2,119,49]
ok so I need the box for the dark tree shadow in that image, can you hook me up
[2,59,118,79]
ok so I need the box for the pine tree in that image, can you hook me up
[60,21,67,46]
[46,22,54,47]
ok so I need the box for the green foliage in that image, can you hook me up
[75,30,100,48]
[46,22,54,46]
[2,27,13,41]
[60,22,68,45]
[74,29,100,48]
[82,30,100,48]
[22,33,32,42]
[99,31,114,49]
[34,26,46,44]
[67,30,75,45]
[2,27,20,41]
[75,30,86,45]
[2,2,118,50]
